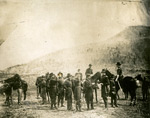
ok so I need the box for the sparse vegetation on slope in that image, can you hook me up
[3,26,150,79]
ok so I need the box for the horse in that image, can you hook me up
[105,69,131,100]
[104,69,124,99]
[122,75,142,106]
[105,69,143,106]
[90,72,101,103]
[2,74,28,106]
[138,75,150,101]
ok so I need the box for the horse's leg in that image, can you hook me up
[127,92,128,99]
[116,90,120,100]
[17,89,22,105]
[23,90,27,100]
[10,94,13,105]
[142,89,146,101]
[146,88,148,100]
[10,88,13,105]
[36,87,38,98]
[47,91,49,102]
[5,93,9,105]
[47,89,50,102]
[95,88,98,103]
[58,94,60,107]
[133,91,136,106]
[124,92,128,100]
[129,91,134,106]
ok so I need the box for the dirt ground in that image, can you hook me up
[0,88,149,118]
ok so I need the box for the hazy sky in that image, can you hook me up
[0,0,149,70]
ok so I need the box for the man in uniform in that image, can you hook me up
[64,73,73,110]
[75,69,83,81]
[83,76,94,110]
[49,74,58,109]
[57,72,65,107]
[115,62,123,99]
[74,80,82,112]
[40,76,47,104]
[115,62,123,82]
[101,69,110,109]
[110,77,118,107]
[35,76,43,99]
[85,64,93,78]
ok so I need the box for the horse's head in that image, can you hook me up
[105,69,115,80]
[135,74,143,81]
[135,74,143,87]
[90,72,101,83]
[0,82,11,94]
[5,74,22,90]
[4,77,13,83]
[14,74,20,79]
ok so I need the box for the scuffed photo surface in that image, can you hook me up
[0,0,150,118]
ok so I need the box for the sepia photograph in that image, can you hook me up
[0,0,150,118]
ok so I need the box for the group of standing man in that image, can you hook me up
[35,62,123,111]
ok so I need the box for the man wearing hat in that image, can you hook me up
[35,76,43,99]
[57,72,65,107]
[64,73,73,110]
[74,80,82,112]
[75,69,83,82]
[40,76,47,104]
[49,74,58,109]
[101,69,110,109]
[115,62,123,82]
[83,76,94,110]
[85,64,93,78]
[110,76,118,107]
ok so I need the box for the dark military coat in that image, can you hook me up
[83,79,93,101]
[64,79,73,99]
[117,67,123,80]
[74,80,82,101]
[57,77,64,95]
[49,76,58,97]
[85,68,93,77]
[35,77,42,87]
[41,79,46,88]
[75,72,83,81]
[110,79,116,95]
[101,75,110,98]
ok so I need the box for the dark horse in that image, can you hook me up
[136,74,150,101]
[90,72,101,103]
[2,74,28,105]
[105,69,143,106]
[104,69,124,99]
[122,75,142,106]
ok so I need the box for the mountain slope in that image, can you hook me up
[4,26,150,76]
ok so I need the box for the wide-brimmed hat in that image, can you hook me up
[101,69,106,73]
[116,62,121,66]
[58,72,63,76]
[89,64,92,66]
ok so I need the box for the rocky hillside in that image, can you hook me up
[4,26,150,77]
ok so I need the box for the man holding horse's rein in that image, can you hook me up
[85,64,93,78]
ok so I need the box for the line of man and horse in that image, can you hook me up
[0,62,150,112]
